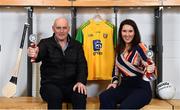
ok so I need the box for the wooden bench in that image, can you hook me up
[167,99,180,110]
[0,97,67,110]
[0,97,174,110]
[67,97,100,109]
[141,99,173,110]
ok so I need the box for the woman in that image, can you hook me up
[99,19,156,109]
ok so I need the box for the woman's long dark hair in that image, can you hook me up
[116,19,141,54]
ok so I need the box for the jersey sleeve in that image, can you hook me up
[75,27,83,44]
[112,65,120,84]
[137,42,155,66]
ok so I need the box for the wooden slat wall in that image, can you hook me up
[1,0,180,7]
[0,0,71,7]
[0,0,161,7]
[73,0,160,7]
[163,0,180,6]
[0,0,43,6]
[42,0,71,7]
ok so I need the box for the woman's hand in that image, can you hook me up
[106,83,118,90]
[147,64,155,73]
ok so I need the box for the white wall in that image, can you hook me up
[0,6,179,99]
[0,7,27,96]
[163,7,180,99]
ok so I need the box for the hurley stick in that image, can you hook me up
[2,23,29,98]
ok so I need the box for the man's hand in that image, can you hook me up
[73,82,87,95]
[27,43,39,59]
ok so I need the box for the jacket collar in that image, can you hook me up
[51,33,73,48]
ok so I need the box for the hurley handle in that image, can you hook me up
[20,23,30,49]
[143,59,156,81]
[29,34,37,63]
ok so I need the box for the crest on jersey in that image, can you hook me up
[103,33,108,38]
[93,40,102,51]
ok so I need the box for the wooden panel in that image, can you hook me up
[167,100,180,110]
[0,97,46,109]
[67,97,100,109]
[73,0,160,7]
[141,99,173,110]
[1,0,180,7]
[86,97,100,109]
[0,97,175,109]
[0,0,43,6]
[0,0,161,7]
[42,0,71,6]
[163,0,180,6]
[0,97,67,109]
[0,0,71,7]
[67,97,172,110]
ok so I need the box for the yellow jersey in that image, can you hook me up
[76,19,117,80]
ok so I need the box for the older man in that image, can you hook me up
[28,17,87,109]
